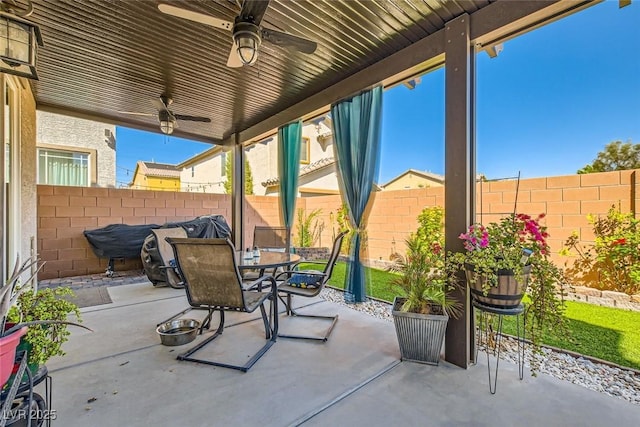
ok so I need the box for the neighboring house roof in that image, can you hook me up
[262,157,336,187]
[381,169,444,188]
[135,161,181,178]
[177,146,223,168]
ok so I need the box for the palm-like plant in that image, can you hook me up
[1,256,41,335]
[294,208,323,248]
[388,234,461,318]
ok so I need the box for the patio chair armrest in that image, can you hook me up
[243,275,276,291]
[273,270,299,282]
[274,269,327,283]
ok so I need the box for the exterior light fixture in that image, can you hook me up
[0,8,43,80]
[233,21,261,66]
[158,110,176,135]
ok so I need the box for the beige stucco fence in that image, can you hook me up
[37,169,639,280]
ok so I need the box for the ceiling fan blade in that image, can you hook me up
[118,111,156,117]
[174,115,212,123]
[239,0,270,25]
[226,42,243,68]
[261,28,317,54]
[158,3,233,31]
[151,98,170,112]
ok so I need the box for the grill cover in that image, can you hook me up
[140,215,232,286]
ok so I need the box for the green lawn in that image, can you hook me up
[298,261,398,302]
[300,261,640,370]
[501,301,640,370]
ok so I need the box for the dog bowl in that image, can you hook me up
[156,319,200,346]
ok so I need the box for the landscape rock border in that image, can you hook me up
[321,287,640,406]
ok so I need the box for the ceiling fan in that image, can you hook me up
[157,0,317,67]
[120,95,211,135]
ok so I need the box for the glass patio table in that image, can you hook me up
[236,251,301,277]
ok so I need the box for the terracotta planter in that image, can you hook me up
[465,264,531,309]
[392,297,449,365]
[0,326,27,386]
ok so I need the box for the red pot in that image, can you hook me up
[0,326,27,386]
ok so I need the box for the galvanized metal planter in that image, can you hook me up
[465,264,532,309]
[392,297,449,365]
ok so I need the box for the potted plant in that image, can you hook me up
[1,256,40,386]
[1,255,89,387]
[449,213,567,369]
[8,287,82,369]
[449,214,550,308]
[387,233,461,365]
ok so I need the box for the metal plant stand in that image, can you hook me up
[473,300,525,394]
[1,355,53,427]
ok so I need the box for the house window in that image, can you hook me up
[191,166,195,177]
[300,137,310,164]
[37,149,89,186]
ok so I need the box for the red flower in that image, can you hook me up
[612,238,627,246]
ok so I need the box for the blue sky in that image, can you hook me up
[116,1,640,186]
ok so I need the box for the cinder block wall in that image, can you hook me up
[37,169,639,279]
[37,186,284,279]
[306,170,640,267]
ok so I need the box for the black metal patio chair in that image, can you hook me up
[253,225,289,250]
[166,237,277,372]
[274,231,347,342]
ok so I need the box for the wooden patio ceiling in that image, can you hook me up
[29,0,593,146]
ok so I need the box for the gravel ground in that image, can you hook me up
[320,287,640,406]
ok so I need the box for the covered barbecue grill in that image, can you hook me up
[84,223,160,277]
[84,215,231,278]
[141,215,232,286]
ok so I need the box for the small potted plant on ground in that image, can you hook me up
[387,233,461,365]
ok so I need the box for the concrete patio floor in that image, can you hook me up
[43,280,640,426]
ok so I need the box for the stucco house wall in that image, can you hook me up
[245,140,276,195]
[179,147,227,193]
[179,119,338,197]
[20,82,38,261]
[36,110,116,187]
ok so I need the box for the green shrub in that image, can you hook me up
[563,205,640,294]
[413,206,444,255]
[329,204,355,254]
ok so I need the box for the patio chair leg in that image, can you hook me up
[278,295,339,342]
[259,303,271,339]
[200,309,214,334]
[178,307,276,372]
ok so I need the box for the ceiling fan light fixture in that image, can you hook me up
[233,21,261,66]
[158,110,176,135]
[159,119,174,135]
